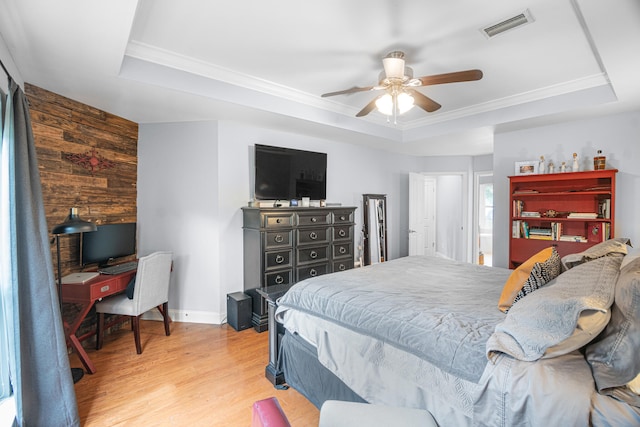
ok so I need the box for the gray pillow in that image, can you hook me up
[585,256,640,391]
[561,237,631,270]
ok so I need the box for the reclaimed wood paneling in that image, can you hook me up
[27,84,139,338]
[27,83,138,277]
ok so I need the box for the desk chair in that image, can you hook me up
[95,251,173,354]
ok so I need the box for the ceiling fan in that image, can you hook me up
[321,51,483,120]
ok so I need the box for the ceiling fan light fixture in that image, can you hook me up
[375,91,414,116]
[382,56,406,79]
[375,93,393,116]
[397,92,414,114]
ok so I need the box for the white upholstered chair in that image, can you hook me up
[318,401,437,427]
[95,251,173,354]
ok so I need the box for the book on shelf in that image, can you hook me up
[551,222,562,241]
[567,212,598,219]
[559,235,587,242]
[529,235,553,240]
[512,220,530,238]
[529,227,551,235]
[521,211,541,218]
[512,200,523,217]
[598,199,611,219]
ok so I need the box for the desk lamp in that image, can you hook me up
[52,207,97,383]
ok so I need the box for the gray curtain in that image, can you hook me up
[2,78,79,425]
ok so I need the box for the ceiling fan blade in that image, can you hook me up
[321,86,375,97]
[408,89,441,113]
[417,69,483,86]
[355,97,379,117]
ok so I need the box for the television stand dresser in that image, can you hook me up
[242,206,357,332]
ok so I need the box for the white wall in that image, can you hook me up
[140,120,421,323]
[138,121,221,323]
[493,110,640,268]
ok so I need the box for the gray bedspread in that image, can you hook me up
[277,255,511,383]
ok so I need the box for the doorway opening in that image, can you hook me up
[474,172,493,266]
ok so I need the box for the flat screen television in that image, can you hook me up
[81,223,137,267]
[254,144,327,200]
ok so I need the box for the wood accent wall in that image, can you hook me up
[26,83,138,277]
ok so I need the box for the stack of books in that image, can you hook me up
[529,227,552,240]
[559,235,588,243]
[568,212,598,219]
[521,211,541,218]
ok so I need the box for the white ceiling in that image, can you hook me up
[1,0,639,156]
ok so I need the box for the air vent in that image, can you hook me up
[482,10,534,38]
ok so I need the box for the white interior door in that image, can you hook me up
[409,173,436,256]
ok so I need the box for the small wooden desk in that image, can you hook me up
[61,270,135,374]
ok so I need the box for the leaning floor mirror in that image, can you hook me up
[363,194,388,265]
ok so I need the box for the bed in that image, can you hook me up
[274,239,640,426]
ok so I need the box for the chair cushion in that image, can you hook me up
[95,293,138,317]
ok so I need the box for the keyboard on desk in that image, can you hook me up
[98,261,138,275]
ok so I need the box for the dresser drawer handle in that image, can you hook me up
[339,215,346,221]
[309,269,318,277]
[274,234,284,243]
[309,232,318,240]
[339,247,346,254]
[275,255,285,264]
[276,218,282,224]
[311,217,317,223]
[338,229,347,237]
[310,251,318,259]
[338,264,346,271]
[275,275,284,284]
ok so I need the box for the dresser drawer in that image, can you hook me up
[332,242,352,259]
[333,225,353,241]
[297,246,329,265]
[263,213,294,228]
[297,212,331,226]
[332,210,354,224]
[296,227,330,245]
[297,263,329,281]
[264,269,292,286]
[264,230,292,249]
[332,260,353,273]
[264,249,292,270]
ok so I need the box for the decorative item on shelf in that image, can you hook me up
[65,147,115,175]
[560,161,567,173]
[594,150,606,170]
[572,153,579,172]
[514,160,538,175]
[542,209,558,218]
[538,156,546,174]
[548,161,555,173]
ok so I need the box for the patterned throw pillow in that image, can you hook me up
[498,247,562,313]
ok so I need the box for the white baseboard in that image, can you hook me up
[142,308,224,325]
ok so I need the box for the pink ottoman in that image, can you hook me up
[251,397,291,427]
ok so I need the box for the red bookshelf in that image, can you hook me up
[508,169,617,269]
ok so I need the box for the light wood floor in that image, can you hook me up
[71,321,320,426]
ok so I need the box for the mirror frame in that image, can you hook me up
[363,194,388,265]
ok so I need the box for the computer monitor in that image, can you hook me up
[81,223,137,267]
